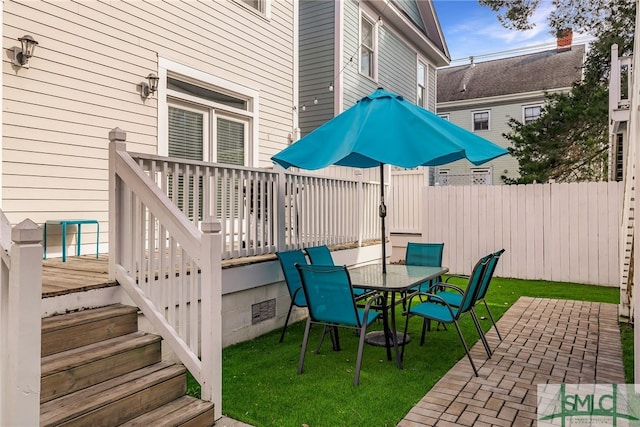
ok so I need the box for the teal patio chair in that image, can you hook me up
[275,249,309,343]
[295,264,380,386]
[305,245,374,301]
[402,254,492,376]
[437,249,506,342]
[405,242,445,292]
[304,245,335,265]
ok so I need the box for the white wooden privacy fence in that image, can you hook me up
[420,182,623,286]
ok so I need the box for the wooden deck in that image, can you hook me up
[43,255,114,298]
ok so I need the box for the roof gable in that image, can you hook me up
[368,0,449,66]
[437,45,586,102]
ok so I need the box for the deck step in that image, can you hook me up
[120,395,215,427]
[41,331,162,403]
[40,362,187,427]
[42,304,139,356]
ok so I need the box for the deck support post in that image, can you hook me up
[1,219,42,427]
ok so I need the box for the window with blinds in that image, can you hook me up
[168,106,204,160]
[217,118,245,166]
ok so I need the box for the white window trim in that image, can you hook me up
[438,113,449,121]
[472,110,490,132]
[359,8,378,82]
[522,104,543,124]
[416,58,427,108]
[158,58,259,167]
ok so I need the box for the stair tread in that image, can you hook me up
[41,304,138,333]
[40,362,186,426]
[41,331,160,375]
[119,395,214,427]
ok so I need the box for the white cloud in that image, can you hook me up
[440,0,563,62]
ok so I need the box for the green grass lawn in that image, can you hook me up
[190,277,622,427]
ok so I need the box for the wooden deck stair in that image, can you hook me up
[40,304,214,427]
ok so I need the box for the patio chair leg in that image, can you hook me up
[470,310,492,358]
[315,325,329,353]
[401,311,411,361]
[279,300,295,342]
[452,319,478,377]
[298,318,312,375]
[483,300,503,340]
[420,318,429,346]
[330,326,341,351]
[354,323,370,386]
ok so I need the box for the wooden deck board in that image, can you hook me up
[43,255,114,297]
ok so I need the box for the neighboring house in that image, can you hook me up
[298,0,449,181]
[2,0,297,257]
[436,33,586,185]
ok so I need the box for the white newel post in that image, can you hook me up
[108,127,127,281]
[200,220,223,417]
[3,219,42,427]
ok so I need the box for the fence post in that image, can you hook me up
[200,220,222,417]
[275,166,287,250]
[3,219,42,427]
[109,128,127,281]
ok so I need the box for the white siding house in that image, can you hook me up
[436,35,586,185]
[3,0,297,257]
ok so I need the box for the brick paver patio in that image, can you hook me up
[398,297,625,426]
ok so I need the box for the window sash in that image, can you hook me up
[360,15,375,78]
[473,112,489,131]
[241,0,264,13]
[417,61,426,107]
[524,106,542,124]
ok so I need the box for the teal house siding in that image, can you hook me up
[299,0,450,138]
[299,0,336,136]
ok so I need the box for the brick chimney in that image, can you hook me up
[557,29,573,52]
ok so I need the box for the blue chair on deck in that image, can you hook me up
[402,254,492,377]
[295,264,380,386]
[275,250,309,343]
[305,245,373,300]
[437,249,506,343]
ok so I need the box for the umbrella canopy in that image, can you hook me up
[272,88,508,170]
[272,88,508,271]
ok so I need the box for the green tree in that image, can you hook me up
[480,0,635,183]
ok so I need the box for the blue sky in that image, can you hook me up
[432,0,589,65]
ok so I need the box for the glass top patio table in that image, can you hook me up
[348,264,448,291]
[347,263,449,369]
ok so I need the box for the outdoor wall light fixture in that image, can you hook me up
[13,35,38,68]
[140,73,159,99]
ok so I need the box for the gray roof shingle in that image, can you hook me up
[437,45,585,102]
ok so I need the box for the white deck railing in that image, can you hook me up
[129,153,382,258]
[109,129,222,414]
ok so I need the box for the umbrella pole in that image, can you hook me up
[380,163,387,273]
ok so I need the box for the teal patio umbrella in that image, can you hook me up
[272,88,508,272]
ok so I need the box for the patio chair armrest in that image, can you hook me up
[404,291,437,310]
[292,286,303,299]
[361,294,382,323]
[435,282,464,294]
[445,274,469,283]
